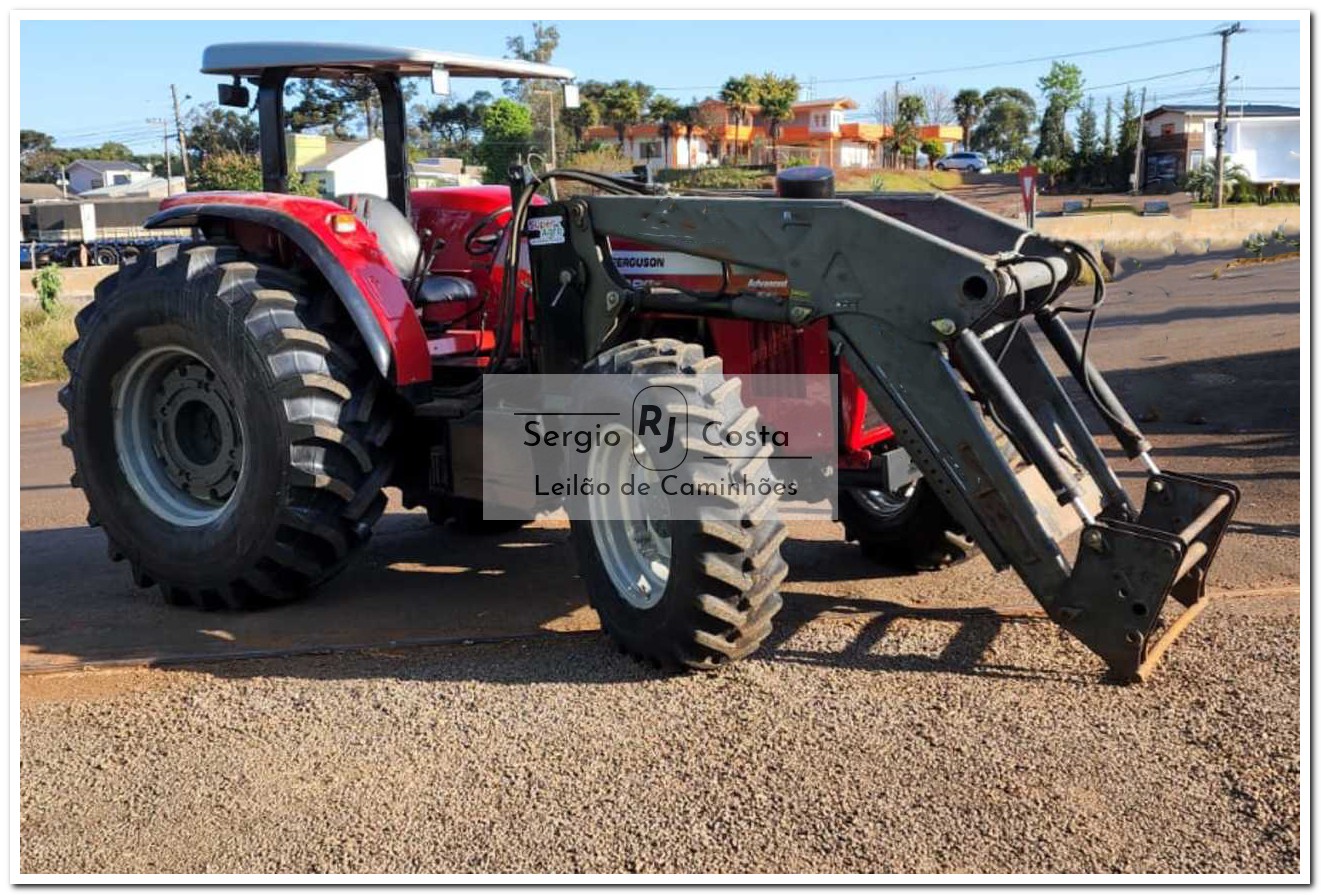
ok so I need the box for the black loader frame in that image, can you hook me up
[524,187,1238,682]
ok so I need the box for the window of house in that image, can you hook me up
[1161,123,1175,137]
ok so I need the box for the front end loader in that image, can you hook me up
[518,170,1238,682]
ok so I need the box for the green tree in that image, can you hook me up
[1073,97,1098,181]
[719,75,759,162]
[417,91,492,162]
[1035,62,1084,167]
[503,22,574,160]
[646,95,682,168]
[1038,61,1085,111]
[756,72,799,165]
[186,104,260,163]
[20,130,54,156]
[891,94,927,168]
[1035,99,1073,165]
[561,81,604,148]
[921,138,947,169]
[600,82,643,152]
[286,77,415,138]
[973,87,1037,166]
[952,89,983,151]
[477,98,534,183]
[1120,88,1141,155]
[1101,97,1116,161]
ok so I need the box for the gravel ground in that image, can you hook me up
[20,593,1299,875]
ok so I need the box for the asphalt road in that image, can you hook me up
[20,254,1301,874]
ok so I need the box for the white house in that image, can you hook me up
[78,176,187,199]
[66,159,150,195]
[294,136,385,199]
[1142,104,1300,186]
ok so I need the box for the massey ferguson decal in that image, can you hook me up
[608,241,789,294]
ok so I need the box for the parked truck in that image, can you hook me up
[20,197,191,268]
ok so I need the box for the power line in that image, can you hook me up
[654,28,1220,92]
[1083,65,1219,93]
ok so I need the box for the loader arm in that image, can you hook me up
[525,191,1238,682]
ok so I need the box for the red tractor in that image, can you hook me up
[61,42,1237,680]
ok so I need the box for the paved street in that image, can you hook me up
[20,254,1301,874]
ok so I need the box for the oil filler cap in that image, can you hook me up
[775,166,835,200]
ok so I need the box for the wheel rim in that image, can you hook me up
[113,345,244,527]
[851,480,918,521]
[586,425,672,610]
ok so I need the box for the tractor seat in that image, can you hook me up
[343,194,419,279]
[344,193,477,306]
[417,275,477,305]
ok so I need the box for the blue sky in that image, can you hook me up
[19,18,1303,152]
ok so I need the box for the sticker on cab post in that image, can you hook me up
[528,216,566,246]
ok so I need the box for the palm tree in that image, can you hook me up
[600,82,643,154]
[756,73,798,168]
[647,95,682,168]
[561,80,604,148]
[952,88,983,152]
[674,102,699,168]
[719,75,758,163]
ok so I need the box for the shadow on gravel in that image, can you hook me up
[22,513,1087,685]
[761,594,1091,685]
[1064,348,1300,441]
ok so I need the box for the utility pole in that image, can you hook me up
[547,84,557,169]
[1213,22,1242,208]
[148,118,173,195]
[1130,87,1147,195]
[170,84,191,181]
[892,79,901,168]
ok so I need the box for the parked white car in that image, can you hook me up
[936,151,990,173]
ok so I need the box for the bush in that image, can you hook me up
[31,265,62,315]
[562,147,633,176]
[1181,160,1255,204]
[192,151,321,196]
[656,167,771,190]
[1243,232,1269,257]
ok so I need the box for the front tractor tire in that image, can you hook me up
[571,339,788,671]
[61,244,395,610]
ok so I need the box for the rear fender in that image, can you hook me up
[146,193,431,387]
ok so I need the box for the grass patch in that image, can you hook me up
[21,303,77,384]
[835,167,963,194]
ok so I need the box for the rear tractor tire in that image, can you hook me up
[840,480,974,572]
[571,339,788,670]
[61,243,395,610]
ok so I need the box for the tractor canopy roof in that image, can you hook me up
[202,41,575,81]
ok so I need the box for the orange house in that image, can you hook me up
[584,96,965,171]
